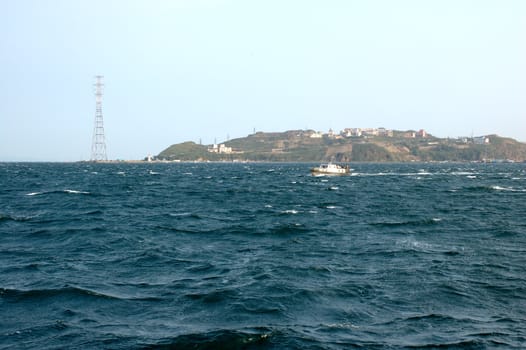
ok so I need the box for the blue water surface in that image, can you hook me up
[1,162,525,349]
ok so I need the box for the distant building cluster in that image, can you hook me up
[338,127,395,138]
[308,127,426,139]
[306,127,491,145]
[456,136,490,145]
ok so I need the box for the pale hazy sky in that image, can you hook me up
[1,0,525,161]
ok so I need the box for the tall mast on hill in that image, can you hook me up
[91,75,108,161]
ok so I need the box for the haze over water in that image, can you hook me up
[1,162,525,349]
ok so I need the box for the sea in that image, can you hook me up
[1,162,525,349]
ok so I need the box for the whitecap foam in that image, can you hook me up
[397,238,434,251]
[282,209,299,214]
[496,186,526,192]
[64,190,90,195]
[452,171,476,176]
[26,192,42,196]
[169,212,192,217]
[491,185,513,191]
[324,322,359,329]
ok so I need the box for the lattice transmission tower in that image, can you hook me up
[91,75,108,161]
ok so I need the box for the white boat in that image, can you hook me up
[310,163,350,175]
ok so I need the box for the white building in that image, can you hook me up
[473,136,490,145]
[341,128,360,137]
[362,128,379,136]
[208,144,233,154]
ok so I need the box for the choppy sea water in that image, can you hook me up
[1,162,525,349]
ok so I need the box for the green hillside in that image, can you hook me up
[157,130,526,162]
[157,142,209,161]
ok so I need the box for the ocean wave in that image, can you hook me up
[233,299,286,315]
[143,329,272,349]
[185,288,238,304]
[280,209,300,215]
[154,225,209,234]
[0,286,114,301]
[25,189,91,196]
[490,185,526,192]
[5,320,69,338]
[168,212,194,217]
[64,189,90,194]
[26,192,43,196]
[315,202,340,209]
[450,171,478,176]
[268,223,309,235]
[370,217,442,227]
[380,313,462,328]
[0,286,161,302]
[0,213,36,222]
[167,212,203,220]
[405,339,484,349]
[393,238,465,257]
[83,209,103,215]
[352,172,435,177]
[461,185,526,193]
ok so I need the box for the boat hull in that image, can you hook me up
[310,163,350,175]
